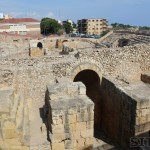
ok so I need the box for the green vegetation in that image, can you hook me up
[111,22,150,30]
[101,30,109,37]
[63,21,73,34]
[40,18,61,35]
[57,29,64,35]
[139,26,150,30]
[111,23,133,30]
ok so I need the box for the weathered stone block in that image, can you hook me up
[77,138,85,147]
[76,122,86,131]
[51,133,71,144]
[68,114,76,124]
[65,140,74,149]
[77,113,94,122]
[78,83,86,95]
[81,129,93,138]
[85,137,93,146]
[86,121,94,129]
[72,130,81,139]
[52,142,65,150]
[51,124,64,134]
[68,107,77,115]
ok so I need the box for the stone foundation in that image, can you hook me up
[45,81,94,150]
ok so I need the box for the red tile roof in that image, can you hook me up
[0,18,40,24]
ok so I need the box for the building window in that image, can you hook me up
[92,20,94,22]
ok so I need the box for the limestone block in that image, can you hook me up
[2,128,20,139]
[64,124,72,133]
[68,107,77,115]
[52,142,65,150]
[77,113,94,122]
[76,138,85,147]
[85,137,93,146]
[70,123,76,131]
[2,121,21,139]
[76,122,86,131]
[65,140,74,149]
[68,114,76,124]
[146,114,150,122]
[30,48,44,57]
[87,104,94,113]
[86,121,94,129]
[52,110,64,117]
[78,83,86,95]
[0,87,14,115]
[51,133,70,143]
[51,124,64,134]
[136,109,149,117]
[136,117,146,125]
[52,116,63,125]
[80,129,93,138]
[72,131,81,139]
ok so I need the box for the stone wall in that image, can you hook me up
[100,77,150,148]
[100,77,136,147]
[45,81,94,150]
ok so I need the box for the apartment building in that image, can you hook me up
[78,18,108,35]
[0,18,40,35]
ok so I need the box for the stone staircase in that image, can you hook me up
[0,88,31,149]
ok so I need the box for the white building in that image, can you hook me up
[0,13,4,19]
[0,18,40,35]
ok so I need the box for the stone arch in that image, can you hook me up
[118,38,130,47]
[70,62,102,82]
[62,40,68,43]
[72,62,102,133]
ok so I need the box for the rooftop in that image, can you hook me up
[0,18,40,24]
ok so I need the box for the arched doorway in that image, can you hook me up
[118,39,130,47]
[73,69,102,132]
[37,42,43,49]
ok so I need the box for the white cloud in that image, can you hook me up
[9,11,41,19]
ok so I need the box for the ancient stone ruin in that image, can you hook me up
[0,31,150,149]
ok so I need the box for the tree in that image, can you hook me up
[57,29,64,35]
[40,18,61,35]
[63,21,73,34]
[72,22,77,29]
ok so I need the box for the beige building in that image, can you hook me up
[78,18,108,35]
[0,18,40,35]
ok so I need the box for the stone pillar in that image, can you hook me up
[45,81,94,150]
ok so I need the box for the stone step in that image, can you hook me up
[10,94,20,122]
[22,100,30,146]
[15,99,24,130]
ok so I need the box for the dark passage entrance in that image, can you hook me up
[74,69,102,132]
[118,39,129,47]
[37,42,43,49]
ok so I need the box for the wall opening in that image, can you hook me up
[73,69,102,133]
[118,39,129,47]
[37,42,43,49]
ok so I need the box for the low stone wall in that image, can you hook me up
[45,81,94,150]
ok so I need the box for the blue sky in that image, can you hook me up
[0,0,150,26]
